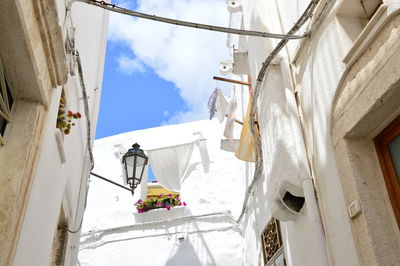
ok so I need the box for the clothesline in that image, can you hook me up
[144,139,206,152]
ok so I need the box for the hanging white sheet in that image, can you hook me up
[216,89,229,123]
[139,165,149,199]
[147,142,195,192]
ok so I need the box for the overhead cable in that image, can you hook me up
[75,51,95,172]
[65,50,95,234]
[69,0,306,40]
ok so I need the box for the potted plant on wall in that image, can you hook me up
[56,96,82,135]
[134,194,186,213]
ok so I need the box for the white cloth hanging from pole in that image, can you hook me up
[147,142,195,192]
[216,89,229,123]
[224,87,237,140]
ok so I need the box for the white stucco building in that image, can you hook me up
[0,0,108,265]
[78,119,250,265]
[79,0,400,266]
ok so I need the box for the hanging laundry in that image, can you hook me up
[194,132,211,173]
[147,142,195,192]
[235,96,257,162]
[224,87,238,140]
[216,89,229,123]
[207,88,218,120]
[220,139,240,152]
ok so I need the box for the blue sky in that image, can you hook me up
[95,42,188,139]
[95,0,189,139]
[95,0,230,139]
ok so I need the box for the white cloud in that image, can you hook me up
[117,55,145,74]
[108,0,231,124]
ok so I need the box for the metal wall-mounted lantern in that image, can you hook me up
[122,143,148,195]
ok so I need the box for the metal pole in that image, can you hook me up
[213,76,251,87]
[90,172,131,192]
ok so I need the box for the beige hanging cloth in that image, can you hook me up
[235,96,257,162]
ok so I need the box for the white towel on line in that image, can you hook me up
[224,87,238,140]
[216,89,229,123]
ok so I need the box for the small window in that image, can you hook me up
[375,115,400,228]
[360,0,384,20]
[0,58,14,145]
[337,0,383,42]
[261,218,286,266]
[337,0,383,20]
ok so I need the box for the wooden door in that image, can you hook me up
[375,115,400,228]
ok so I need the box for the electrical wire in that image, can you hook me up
[81,211,239,238]
[80,226,238,250]
[66,50,95,234]
[306,0,335,36]
[75,50,95,172]
[69,0,306,40]
[238,0,321,224]
[62,3,98,233]
[238,0,335,223]
[80,211,239,249]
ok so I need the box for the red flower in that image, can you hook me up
[77,112,82,118]
[68,110,73,116]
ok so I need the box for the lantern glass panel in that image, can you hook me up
[135,155,146,167]
[134,156,146,181]
[125,155,135,178]
[125,155,146,179]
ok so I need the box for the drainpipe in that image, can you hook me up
[281,58,330,266]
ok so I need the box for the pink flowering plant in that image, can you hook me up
[56,98,82,135]
[134,194,186,213]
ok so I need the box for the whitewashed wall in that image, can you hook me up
[239,0,360,265]
[78,119,250,266]
[289,6,360,266]
[12,1,108,266]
